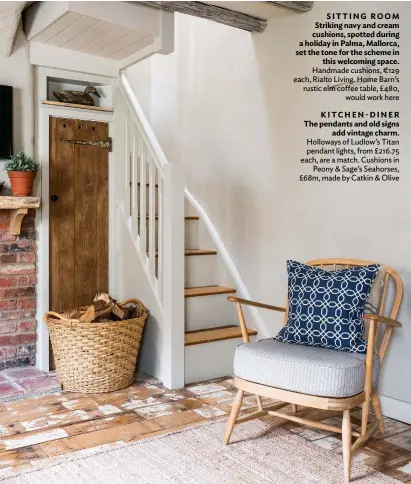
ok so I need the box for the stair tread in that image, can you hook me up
[184,286,236,298]
[185,325,257,346]
[155,249,217,257]
[185,249,217,256]
[138,215,199,220]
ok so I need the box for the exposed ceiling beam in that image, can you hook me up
[0,1,27,56]
[139,1,267,33]
[265,2,314,13]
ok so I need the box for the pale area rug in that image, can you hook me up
[0,420,399,483]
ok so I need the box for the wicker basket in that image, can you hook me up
[44,299,148,393]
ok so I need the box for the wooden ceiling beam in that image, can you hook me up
[265,2,314,13]
[138,1,267,32]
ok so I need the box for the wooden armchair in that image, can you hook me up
[224,259,403,483]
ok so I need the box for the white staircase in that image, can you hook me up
[183,206,258,384]
[114,74,258,389]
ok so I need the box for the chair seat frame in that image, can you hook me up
[224,259,403,483]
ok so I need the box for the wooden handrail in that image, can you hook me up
[120,74,167,175]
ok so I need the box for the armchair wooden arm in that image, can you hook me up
[363,314,401,366]
[227,296,286,344]
[363,313,402,328]
[227,296,286,313]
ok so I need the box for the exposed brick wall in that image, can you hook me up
[0,209,37,369]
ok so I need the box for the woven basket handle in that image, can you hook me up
[43,311,66,323]
[118,298,146,313]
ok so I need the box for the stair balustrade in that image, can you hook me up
[115,74,185,389]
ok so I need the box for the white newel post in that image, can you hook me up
[162,162,185,389]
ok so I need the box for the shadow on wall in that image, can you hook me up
[12,85,23,151]
[0,23,34,166]
[0,176,12,195]
[251,6,382,256]
[115,216,166,383]
[252,10,298,184]
[0,84,30,193]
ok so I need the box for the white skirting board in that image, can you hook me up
[380,395,411,425]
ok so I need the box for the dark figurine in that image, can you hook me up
[53,85,101,106]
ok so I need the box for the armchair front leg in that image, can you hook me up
[362,319,376,436]
[228,296,289,426]
[342,410,352,483]
[372,394,385,434]
[224,389,244,445]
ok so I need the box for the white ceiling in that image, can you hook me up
[29,11,153,60]
[0,1,286,59]
[0,1,27,56]
[24,2,174,76]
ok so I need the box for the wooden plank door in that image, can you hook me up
[49,117,109,313]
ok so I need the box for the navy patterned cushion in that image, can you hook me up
[274,261,380,354]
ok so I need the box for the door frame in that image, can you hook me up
[35,67,117,371]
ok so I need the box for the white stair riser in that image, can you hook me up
[185,220,199,249]
[185,255,217,287]
[185,294,237,331]
[185,197,198,217]
[184,219,214,250]
[184,336,256,384]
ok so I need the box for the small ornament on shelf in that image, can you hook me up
[53,85,101,106]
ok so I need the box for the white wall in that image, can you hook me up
[0,24,34,189]
[127,2,411,421]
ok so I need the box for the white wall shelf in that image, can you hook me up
[41,100,114,113]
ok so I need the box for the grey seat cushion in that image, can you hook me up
[234,339,379,398]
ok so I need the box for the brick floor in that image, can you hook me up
[0,382,23,398]
[0,365,61,401]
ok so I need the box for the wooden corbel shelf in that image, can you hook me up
[0,197,40,235]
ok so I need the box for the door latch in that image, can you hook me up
[62,138,112,152]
